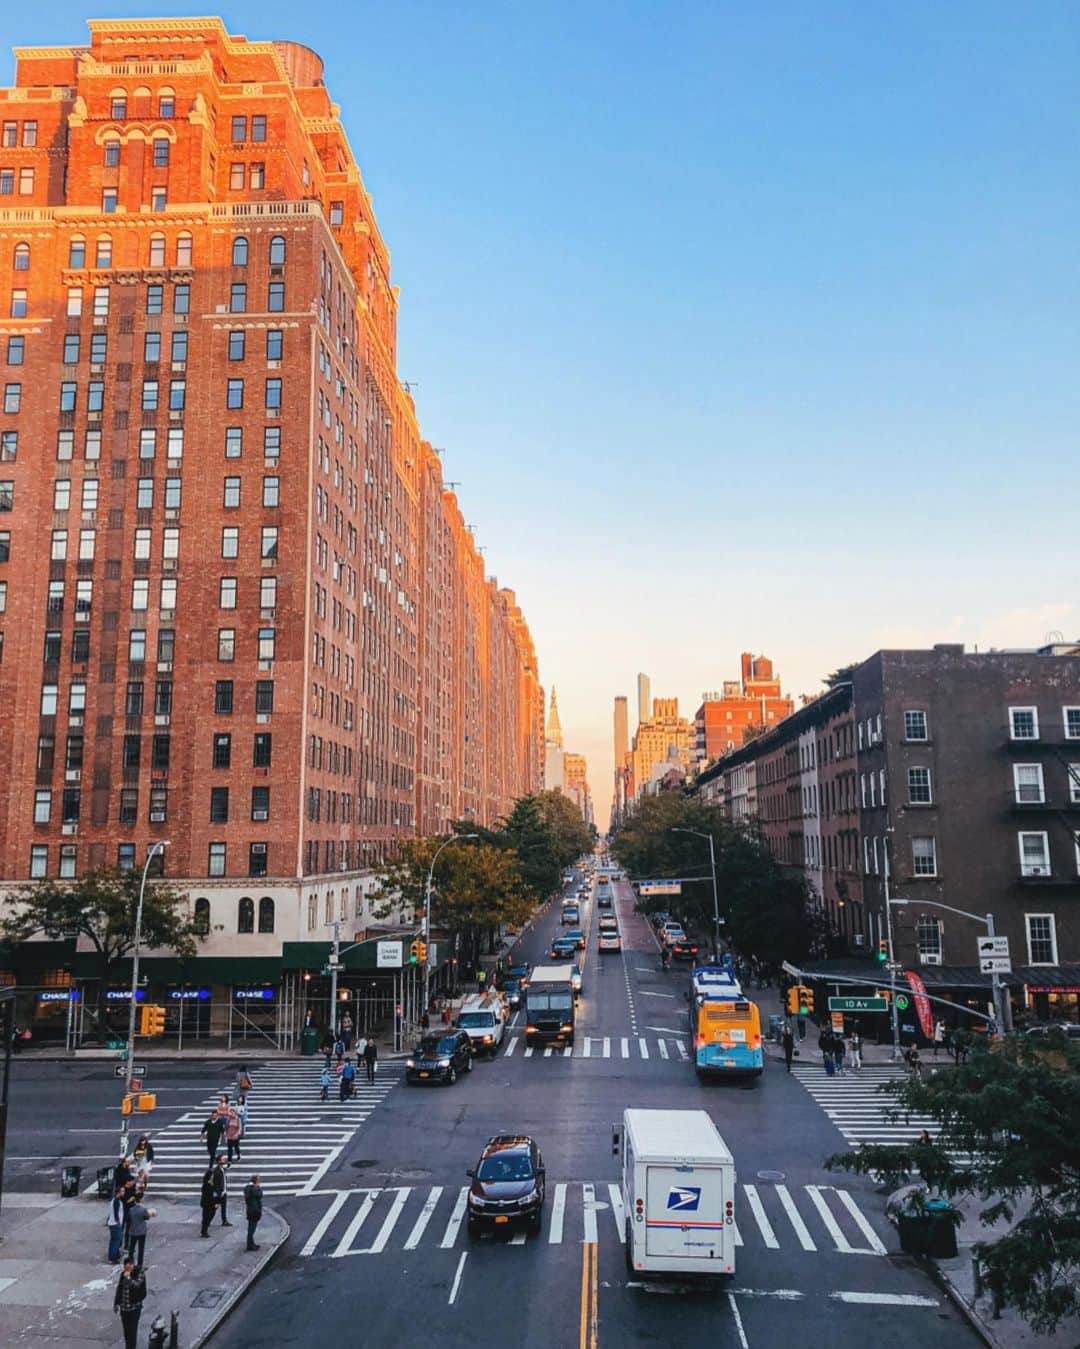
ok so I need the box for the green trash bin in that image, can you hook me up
[301,1026,320,1057]
[897,1211,930,1256]
[924,1199,958,1258]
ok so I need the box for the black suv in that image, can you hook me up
[406,1030,473,1086]
[466,1135,546,1238]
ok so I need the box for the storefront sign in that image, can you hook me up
[377,940,403,969]
[106,989,145,1002]
[234,988,274,1001]
[1027,986,1080,994]
[168,988,211,1001]
[38,990,79,1002]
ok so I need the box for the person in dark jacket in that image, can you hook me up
[199,1167,217,1238]
[212,1153,232,1226]
[782,1025,795,1072]
[125,1197,152,1268]
[113,1258,146,1349]
[201,1103,228,1165]
[362,1037,378,1084]
[244,1174,263,1251]
[106,1187,126,1264]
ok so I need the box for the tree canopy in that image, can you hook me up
[824,1033,1080,1334]
[453,791,592,902]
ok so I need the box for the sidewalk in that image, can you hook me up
[0,1189,287,1347]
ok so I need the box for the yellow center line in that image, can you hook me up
[578,1240,598,1349]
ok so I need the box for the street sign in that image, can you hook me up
[114,1064,147,1078]
[639,881,682,896]
[780,961,800,979]
[977,936,1009,958]
[377,940,403,969]
[828,996,889,1013]
[980,955,1012,974]
[114,1064,126,1077]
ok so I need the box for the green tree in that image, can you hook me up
[533,789,593,869]
[1,866,202,991]
[456,794,578,902]
[824,1033,1080,1334]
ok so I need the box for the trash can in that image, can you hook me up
[300,1026,320,1057]
[768,1014,784,1044]
[924,1199,958,1258]
[897,1210,929,1255]
[60,1165,82,1198]
[96,1166,114,1198]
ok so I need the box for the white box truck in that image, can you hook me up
[620,1108,736,1280]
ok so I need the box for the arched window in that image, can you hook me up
[258,896,275,933]
[148,233,166,268]
[193,897,210,935]
[68,236,86,269]
[95,235,112,268]
[133,85,152,116]
[231,236,248,267]
[175,232,192,267]
[269,235,286,265]
[13,242,29,271]
[324,893,333,923]
[238,896,254,934]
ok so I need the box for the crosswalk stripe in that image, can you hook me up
[582,1038,591,1058]
[603,1037,611,1057]
[639,1037,649,1059]
[805,1185,868,1255]
[658,1039,669,1060]
[775,1184,815,1251]
[524,1046,534,1057]
[504,1036,518,1057]
[333,1189,379,1258]
[621,1038,629,1058]
[744,1184,779,1249]
[300,1190,349,1256]
[549,1182,567,1244]
[404,1185,443,1250]
[360,1186,410,1255]
[440,1186,469,1248]
[563,1045,572,1057]
[510,1229,527,1245]
[544,1047,553,1057]
[835,1187,888,1255]
[582,1182,597,1244]
[676,1041,689,1060]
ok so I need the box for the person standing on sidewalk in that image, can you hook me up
[244,1174,263,1251]
[106,1187,125,1265]
[125,1197,152,1268]
[849,1028,863,1072]
[213,1152,233,1227]
[363,1037,378,1084]
[113,1258,146,1349]
[781,1024,795,1072]
[199,1166,217,1238]
[933,1019,945,1057]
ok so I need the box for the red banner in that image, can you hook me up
[905,970,934,1040]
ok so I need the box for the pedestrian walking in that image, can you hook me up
[319,1066,331,1101]
[133,1134,154,1193]
[125,1197,152,1269]
[244,1174,263,1251]
[341,1013,354,1052]
[849,1029,863,1072]
[226,1105,243,1163]
[113,1154,134,1195]
[905,1045,923,1080]
[237,1064,253,1093]
[106,1187,126,1265]
[113,1258,146,1349]
[781,1025,795,1072]
[833,1035,846,1076]
[236,1094,249,1139]
[333,1035,345,1065]
[213,1153,232,1226]
[420,1009,430,1031]
[339,1056,356,1102]
[817,1027,832,1064]
[355,1031,368,1062]
[477,968,487,994]
[363,1037,378,1084]
[201,1102,228,1165]
[933,1020,945,1057]
[199,1167,217,1238]
[322,1041,333,1070]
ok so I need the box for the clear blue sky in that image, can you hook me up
[17,4,1080,825]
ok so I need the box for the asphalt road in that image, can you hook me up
[2,870,981,1348]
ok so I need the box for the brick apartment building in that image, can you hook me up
[697,644,1080,1027]
[0,18,542,1030]
[694,652,795,765]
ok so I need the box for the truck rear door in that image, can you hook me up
[645,1164,727,1262]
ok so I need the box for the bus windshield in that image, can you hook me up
[528,991,573,1013]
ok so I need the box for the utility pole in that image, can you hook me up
[985,911,1011,1034]
[882,838,902,1064]
[120,839,169,1158]
[326,919,341,1037]
[423,834,477,1019]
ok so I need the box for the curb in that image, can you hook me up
[931,1260,1005,1349]
[190,1208,290,1349]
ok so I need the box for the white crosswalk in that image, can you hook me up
[792,1064,942,1148]
[502,1034,688,1061]
[144,1061,403,1197]
[297,1178,889,1259]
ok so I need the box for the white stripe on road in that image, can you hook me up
[831,1291,938,1306]
[564,1046,573,1057]
[620,1038,629,1058]
[404,1185,443,1250]
[834,1187,888,1255]
[448,1252,467,1305]
[300,1190,349,1256]
[743,1184,779,1249]
[582,1182,597,1244]
[358,1186,409,1255]
[805,1185,858,1255]
[676,1041,689,1060]
[641,991,675,998]
[440,1186,469,1248]
[774,1184,815,1251]
[510,1229,527,1245]
[524,1046,534,1058]
[582,1038,591,1058]
[638,1038,649,1059]
[603,1037,611,1058]
[332,1189,379,1257]
[727,1291,750,1349]
[549,1183,567,1244]
[504,1037,518,1058]
[544,1048,553,1057]
[608,1183,625,1241]
[658,1039,669,1060]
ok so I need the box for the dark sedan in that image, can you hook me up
[550,937,578,959]
[405,1030,473,1086]
[467,1135,546,1237]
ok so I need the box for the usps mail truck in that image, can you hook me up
[620,1108,736,1280]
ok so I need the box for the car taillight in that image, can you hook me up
[635,1198,644,1215]
[752,1034,761,1047]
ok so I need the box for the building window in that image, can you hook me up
[173,284,190,315]
[268,235,286,266]
[208,843,226,878]
[160,576,177,613]
[261,526,278,560]
[151,187,167,212]
[122,735,141,770]
[229,162,245,191]
[217,628,235,662]
[29,844,47,878]
[152,138,170,168]
[255,680,274,715]
[7,335,24,366]
[125,629,145,662]
[1025,913,1057,965]
[215,680,233,714]
[915,915,942,962]
[225,427,243,459]
[175,232,192,267]
[253,732,272,767]
[210,786,229,823]
[171,332,187,364]
[59,845,77,879]
[249,844,268,878]
[907,767,932,805]
[126,681,144,716]
[102,190,118,214]
[146,284,164,315]
[68,237,86,268]
[228,331,245,361]
[164,477,181,510]
[259,576,277,610]
[330,201,344,226]
[230,283,246,313]
[102,139,121,169]
[1013,763,1045,804]
[33,789,51,824]
[10,289,26,318]
[193,897,210,935]
[226,380,244,410]
[266,329,282,361]
[111,95,127,119]
[222,527,239,559]
[911,836,937,877]
[78,529,95,561]
[262,476,279,508]
[238,896,255,932]
[162,527,179,560]
[151,734,170,771]
[0,530,9,562]
[1068,764,1080,805]
[251,115,267,142]
[148,234,166,267]
[60,382,77,413]
[258,627,275,661]
[258,894,274,931]
[231,115,247,143]
[223,476,241,508]
[169,380,185,411]
[1009,706,1039,740]
[1064,707,1080,741]
[263,427,280,459]
[118,844,136,871]
[250,162,265,190]
[0,430,14,461]
[1018,831,1051,877]
[3,382,20,412]
[131,578,149,610]
[219,576,237,609]
[134,528,151,560]
[12,241,29,271]
[96,234,113,267]
[157,628,175,662]
[252,786,270,821]
[267,281,284,311]
[232,236,248,267]
[51,529,67,561]
[212,733,231,768]
[265,378,282,409]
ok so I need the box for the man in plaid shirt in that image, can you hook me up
[113,1257,146,1349]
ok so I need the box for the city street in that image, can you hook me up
[1,873,978,1348]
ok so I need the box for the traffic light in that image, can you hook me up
[798,985,815,1015]
[409,941,421,965]
[139,1004,165,1036]
[415,940,428,966]
[786,985,799,1015]
[876,939,889,963]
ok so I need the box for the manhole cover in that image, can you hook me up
[191,1289,226,1309]
[756,1170,785,1182]
[351,1159,378,1169]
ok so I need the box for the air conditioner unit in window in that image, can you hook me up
[155,715,170,727]
[149,811,166,823]
[61,823,78,836]
[921,951,942,965]
[252,809,269,822]
[65,769,81,782]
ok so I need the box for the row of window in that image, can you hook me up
[915,912,1059,968]
[860,830,1080,880]
[1009,706,1080,740]
[0,167,36,197]
[106,93,177,121]
[1,119,38,148]
[193,894,275,937]
[1012,762,1080,805]
[26,841,273,882]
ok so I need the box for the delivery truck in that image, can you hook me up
[524,964,576,1046]
[619,1107,736,1281]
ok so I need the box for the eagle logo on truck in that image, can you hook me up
[666,1186,701,1211]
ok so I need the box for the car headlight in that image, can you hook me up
[468,1193,485,1208]
[406,1059,415,1068]
[482,1034,492,1043]
[438,1057,451,1067]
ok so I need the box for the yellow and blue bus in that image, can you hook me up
[693,996,764,1079]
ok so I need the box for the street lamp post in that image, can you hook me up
[881,841,903,1063]
[671,828,723,959]
[889,897,1011,1034]
[423,834,477,1021]
[120,839,169,1157]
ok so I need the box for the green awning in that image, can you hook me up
[282,935,420,973]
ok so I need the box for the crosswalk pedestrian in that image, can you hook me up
[791,1064,941,1149]
[297,1178,889,1259]
[503,1034,687,1061]
[146,1060,403,1197]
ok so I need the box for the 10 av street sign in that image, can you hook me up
[828,996,889,1013]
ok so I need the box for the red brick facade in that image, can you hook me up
[0,18,542,890]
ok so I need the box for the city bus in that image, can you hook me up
[693,995,763,1079]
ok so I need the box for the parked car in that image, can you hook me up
[550,936,578,960]
[598,930,622,953]
[1025,1023,1080,1040]
[406,1030,473,1085]
[467,1135,546,1238]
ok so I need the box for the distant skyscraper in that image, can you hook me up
[544,687,565,789]
[637,673,652,726]
[613,697,629,763]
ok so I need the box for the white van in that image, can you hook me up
[456,994,506,1057]
[619,1108,736,1281]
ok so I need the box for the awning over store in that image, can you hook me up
[282,935,420,973]
[1012,966,1080,992]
